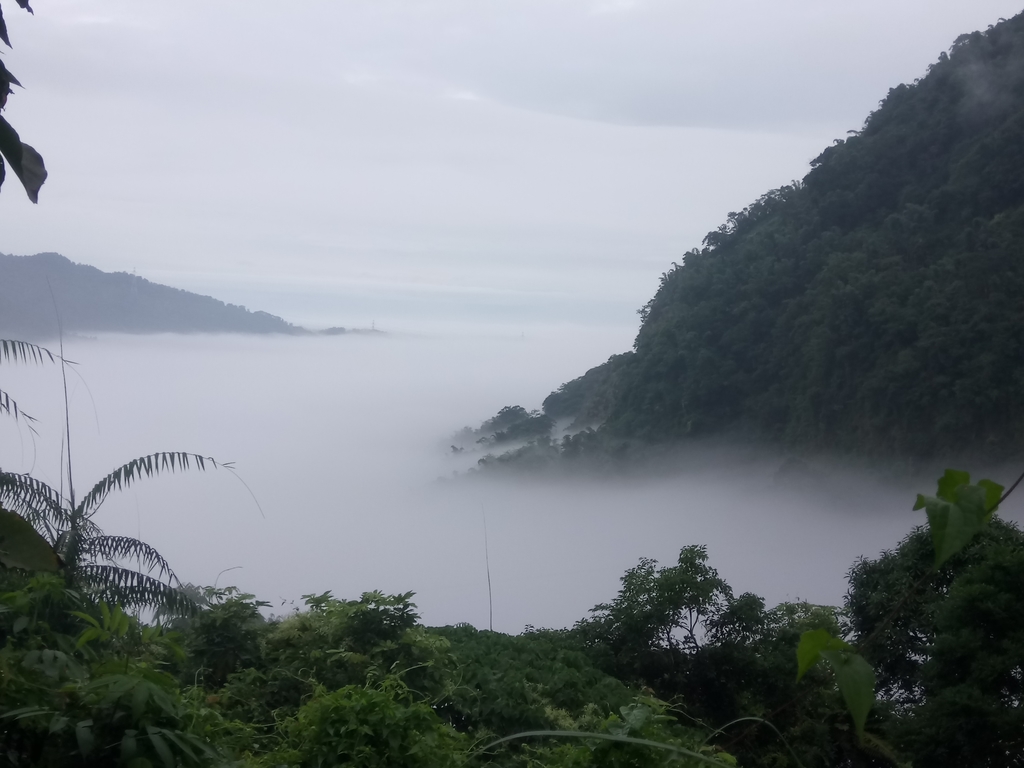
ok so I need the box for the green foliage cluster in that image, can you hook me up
[847,518,1024,764]
[0,574,215,767]
[453,406,556,459]
[541,13,1024,459]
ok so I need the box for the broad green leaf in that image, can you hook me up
[821,649,875,736]
[71,610,101,629]
[132,682,149,720]
[0,506,61,571]
[76,627,105,649]
[955,483,989,519]
[977,478,1004,513]
[155,728,198,760]
[147,727,175,768]
[917,472,1005,567]
[12,615,28,634]
[936,469,971,502]
[924,497,975,567]
[796,628,851,680]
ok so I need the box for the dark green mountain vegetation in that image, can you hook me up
[517,14,1024,463]
[453,405,556,452]
[0,253,308,339]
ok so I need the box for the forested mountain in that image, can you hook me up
[546,14,1024,458]
[0,252,305,338]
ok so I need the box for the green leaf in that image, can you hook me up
[147,726,175,768]
[71,610,101,629]
[955,483,989,518]
[155,728,198,760]
[132,681,150,720]
[915,470,1007,567]
[12,615,28,633]
[820,649,875,736]
[936,469,971,502]
[0,506,61,571]
[2,706,51,720]
[796,628,851,681]
[978,478,1004,513]
[924,497,975,567]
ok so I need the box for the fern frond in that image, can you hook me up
[81,535,177,582]
[0,386,39,429]
[0,471,72,540]
[77,452,222,517]
[75,564,198,617]
[0,339,56,365]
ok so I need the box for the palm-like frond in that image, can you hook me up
[0,385,39,429]
[0,339,56,365]
[78,452,223,517]
[0,470,74,540]
[75,564,198,617]
[81,535,178,582]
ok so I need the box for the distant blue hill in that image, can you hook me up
[0,252,310,339]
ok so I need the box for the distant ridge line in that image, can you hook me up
[0,252,368,340]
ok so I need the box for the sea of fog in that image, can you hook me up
[3,327,1021,632]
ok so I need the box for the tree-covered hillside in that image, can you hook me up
[0,252,305,338]
[548,14,1024,458]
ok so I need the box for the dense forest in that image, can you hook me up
[533,14,1024,461]
[0,253,306,338]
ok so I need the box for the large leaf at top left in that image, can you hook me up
[0,505,61,571]
[0,115,46,202]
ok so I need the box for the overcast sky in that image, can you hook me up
[0,0,1020,329]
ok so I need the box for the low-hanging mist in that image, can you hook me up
[3,329,1020,633]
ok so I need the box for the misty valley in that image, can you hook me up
[6,330,1018,767]
[4,7,1024,768]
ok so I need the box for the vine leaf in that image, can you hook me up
[796,629,875,736]
[820,649,875,736]
[914,470,1003,567]
[795,627,851,680]
[935,468,971,501]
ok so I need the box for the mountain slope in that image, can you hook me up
[0,252,305,338]
[546,15,1024,458]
